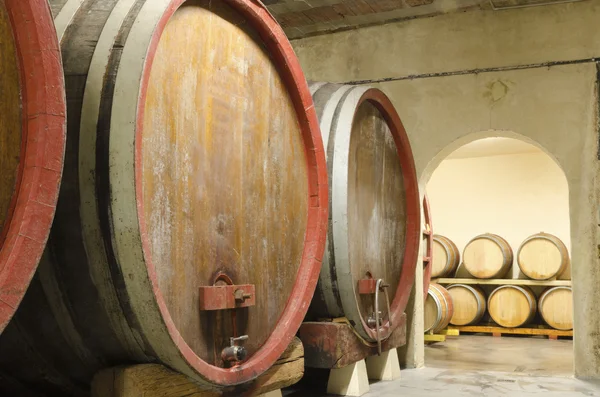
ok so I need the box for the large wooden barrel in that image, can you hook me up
[488,285,537,328]
[539,287,573,330]
[431,235,460,278]
[307,82,419,344]
[424,283,454,333]
[447,284,486,326]
[0,1,327,395]
[0,0,66,332]
[517,232,570,280]
[463,233,513,279]
[423,195,433,300]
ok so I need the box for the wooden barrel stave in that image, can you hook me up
[538,286,573,330]
[307,82,420,344]
[431,235,460,278]
[447,284,486,326]
[424,283,454,333]
[0,0,327,393]
[0,0,66,332]
[517,232,570,280]
[488,285,537,328]
[463,233,513,279]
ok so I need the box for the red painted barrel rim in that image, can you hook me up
[134,0,328,385]
[353,88,420,342]
[0,0,66,332]
[423,195,433,301]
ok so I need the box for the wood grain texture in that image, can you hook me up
[0,3,21,241]
[488,285,536,328]
[434,278,572,287]
[424,283,453,333]
[431,235,459,278]
[91,338,304,397]
[298,315,407,369]
[463,234,513,279]
[347,100,405,329]
[448,324,573,337]
[142,1,308,366]
[517,233,570,280]
[538,287,573,331]
[447,284,486,326]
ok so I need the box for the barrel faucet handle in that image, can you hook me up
[222,335,249,363]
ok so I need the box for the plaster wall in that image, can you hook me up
[292,1,600,378]
[427,151,571,278]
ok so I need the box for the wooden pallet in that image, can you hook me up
[447,325,572,340]
[424,328,460,344]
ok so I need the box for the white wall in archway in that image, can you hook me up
[427,146,571,276]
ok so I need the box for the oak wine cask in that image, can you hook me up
[424,283,454,333]
[0,0,66,332]
[447,284,486,326]
[431,235,460,278]
[517,232,570,280]
[307,82,420,344]
[0,1,327,395]
[488,285,537,328]
[538,287,573,330]
[463,233,513,279]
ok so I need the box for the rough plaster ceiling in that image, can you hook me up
[446,138,541,159]
[265,0,585,39]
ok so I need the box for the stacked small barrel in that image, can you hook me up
[424,232,573,333]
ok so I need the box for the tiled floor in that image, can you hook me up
[285,335,600,396]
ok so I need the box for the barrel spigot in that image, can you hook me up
[221,335,249,363]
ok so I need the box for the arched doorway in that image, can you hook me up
[422,134,573,376]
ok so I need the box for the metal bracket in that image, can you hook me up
[360,278,392,355]
[198,284,256,311]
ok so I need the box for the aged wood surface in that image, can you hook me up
[434,278,572,286]
[446,284,486,326]
[448,324,573,338]
[0,2,21,239]
[424,283,453,333]
[539,287,573,330]
[347,100,405,328]
[517,233,570,280]
[431,235,459,278]
[463,234,513,279]
[91,338,304,397]
[488,285,536,328]
[142,0,308,365]
[298,315,406,369]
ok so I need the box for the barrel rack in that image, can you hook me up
[432,278,573,340]
[91,338,304,397]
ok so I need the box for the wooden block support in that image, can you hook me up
[298,313,406,369]
[91,338,303,397]
[365,350,401,381]
[326,360,370,396]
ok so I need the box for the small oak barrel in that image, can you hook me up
[307,82,420,344]
[424,283,454,333]
[0,0,65,332]
[431,235,460,278]
[447,284,486,326]
[463,233,513,279]
[423,195,433,301]
[517,232,570,280]
[538,287,573,330]
[488,285,537,328]
[0,1,327,395]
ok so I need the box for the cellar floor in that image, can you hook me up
[285,335,600,396]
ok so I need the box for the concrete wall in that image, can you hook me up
[427,150,571,278]
[292,1,600,378]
